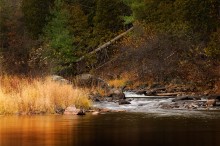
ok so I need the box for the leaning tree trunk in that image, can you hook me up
[76,27,134,62]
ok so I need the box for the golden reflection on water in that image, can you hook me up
[0,115,79,146]
[1,113,220,146]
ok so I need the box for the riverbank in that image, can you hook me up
[0,75,91,115]
[87,74,220,113]
[1,74,220,116]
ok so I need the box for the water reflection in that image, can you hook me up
[0,115,80,146]
[0,113,220,146]
[72,113,220,146]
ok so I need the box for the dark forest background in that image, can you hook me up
[0,0,219,89]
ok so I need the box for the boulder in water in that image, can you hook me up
[107,88,126,100]
[135,90,146,95]
[64,106,85,115]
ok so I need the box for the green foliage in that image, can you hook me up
[21,0,132,74]
[123,15,135,25]
[130,0,219,38]
[43,0,76,73]
[93,0,125,44]
[0,0,7,72]
[94,0,125,32]
[205,30,220,57]
[122,0,134,5]
[175,0,219,36]
[22,0,53,38]
[0,0,11,47]
[127,0,220,61]
[63,0,97,27]
[67,4,90,54]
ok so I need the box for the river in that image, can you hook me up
[1,112,220,146]
[1,92,220,146]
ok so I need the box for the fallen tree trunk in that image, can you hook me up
[76,27,134,62]
[156,93,180,96]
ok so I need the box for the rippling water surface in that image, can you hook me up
[1,92,220,146]
[1,112,220,146]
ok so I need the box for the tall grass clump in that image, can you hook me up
[107,72,138,88]
[0,76,91,115]
[108,78,128,88]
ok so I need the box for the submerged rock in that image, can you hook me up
[208,94,220,100]
[159,102,175,109]
[145,90,157,96]
[184,103,199,109]
[55,106,65,114]
[172,96,194,102]
[205,99,216,107]
[77,109,86,115]
[92,111,100,115]
[119,99,131,105]
[99,108,111,113]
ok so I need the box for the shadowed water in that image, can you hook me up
[1,112,220,146]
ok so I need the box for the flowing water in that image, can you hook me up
[94,92,219,115]
[1,92,220,146]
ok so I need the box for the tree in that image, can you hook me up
[67,3,90,55]
[93,0,125,44]
[64,0,97,26]
[130,0,219,37]
[205,29,220,58]
[43,0,76,73]
[0,0,33,74]
[22,0,53,38]
[175,0,219,37]
[0,0,7,49]
[73,0,97,26]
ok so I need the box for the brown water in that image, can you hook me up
[1,112,220,146]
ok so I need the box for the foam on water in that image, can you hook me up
[93,92,220,117]
[124,91,149,98]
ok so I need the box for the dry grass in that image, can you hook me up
[106,72,151,89]
[0,76,91,115]
[108,78,128,88]
[107,72,137,88]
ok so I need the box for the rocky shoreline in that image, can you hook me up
[52,74,220,116]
